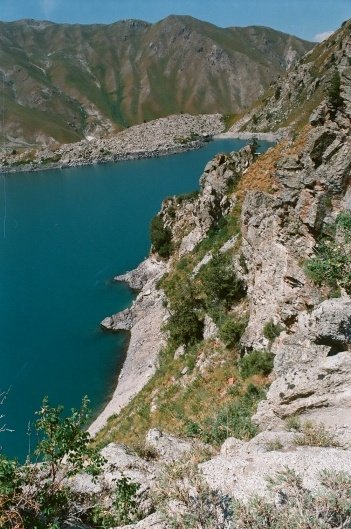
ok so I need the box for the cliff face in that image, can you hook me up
[83,22,351,528]
[0,16,313,147]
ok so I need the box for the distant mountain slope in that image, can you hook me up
[0,16,313,147]
[231,20,351,133]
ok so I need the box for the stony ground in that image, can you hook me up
[0,113,224,173]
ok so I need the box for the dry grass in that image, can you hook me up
[94,338,268,449]
[236,141,286,198]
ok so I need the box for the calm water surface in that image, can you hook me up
[0,139,270,459]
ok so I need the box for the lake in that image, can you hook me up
[0,138,270,459]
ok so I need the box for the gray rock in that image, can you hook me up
[203,314,218,340]
[145,429,193,462]
[201,446,351,501]
[113,512,166,529]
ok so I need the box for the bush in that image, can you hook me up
[285,415,302,432]
[305,212,351,295]
[305,239,351,294]
[199,252,246,310]
[150,215,173,258]
[165,283,204,348]
[89,476,141,528]
[219,316,247,348]
[263,319,282,341]
[0,397,104,529]
[327,70,343,111]
[239,350,274,379]
[199,384,265,445]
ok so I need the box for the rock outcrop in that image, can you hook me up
[88,22,351,529]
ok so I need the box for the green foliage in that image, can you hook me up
[305,212,351,295]
[150,215,173,259]
[0,456,20,497]
[264,438,283,451]
[239,350,274,379]
[175,190,199,204]
[35,395,103,480]
[165,282,204,348]
[219,316,248,348]
[89,476,141,528]
[305,242,351,294]
[195,384,265,445]
[0,397,104,529]
[285,415,302,432]
[263,319,283,341]
[336,210,351,234]
[199,252,246,311]
[327,70,343,110]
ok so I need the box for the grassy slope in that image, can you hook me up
[0,18,313,145]
[94,189,274,450]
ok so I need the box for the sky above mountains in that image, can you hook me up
[1,0,349,42]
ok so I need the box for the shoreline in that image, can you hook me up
[88,257,168,436]
[214,130,283,142]
[0,113,224,175]
[0,140,207,175]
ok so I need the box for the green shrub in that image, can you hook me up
[165,283,204,348]
[219,316,248,348]
[175,190,199,204]
[263,319,283,341]
[150,215,173,258]
[305,239,351,294]
[199,384,265,445]
[264,438,283,451]
[305,212,351,295]
[0,397,104,529]
[337,210,351,233]
[199,252,246,310]
[239,350,274,379]
[89,476,141,528]
[285,415,302,432]
[327,70,343,110]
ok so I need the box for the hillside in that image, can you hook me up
[230,19,351,133]
[87,20,350,527]
[1,19,351,529]
[0,16,313,147]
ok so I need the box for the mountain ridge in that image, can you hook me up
[0,16,313,147]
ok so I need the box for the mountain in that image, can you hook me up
[230,19,351,133]
[89,19,351,524]
[0,16,313,147]
[1,20,351,529]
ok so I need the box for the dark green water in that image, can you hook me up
[0,139,269,459]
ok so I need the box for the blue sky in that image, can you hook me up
[0,0,349,42]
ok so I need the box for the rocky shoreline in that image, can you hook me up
[0,113,224,174]
[88,257,168,436]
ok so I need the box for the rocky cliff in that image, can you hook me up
[84,21,351,529]
[0,16,313,147]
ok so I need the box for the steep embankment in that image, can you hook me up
[0,16,313,146]
[230,19,351,134]
[86,21,351,527]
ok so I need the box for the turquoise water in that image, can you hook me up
[0,139,270,459]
